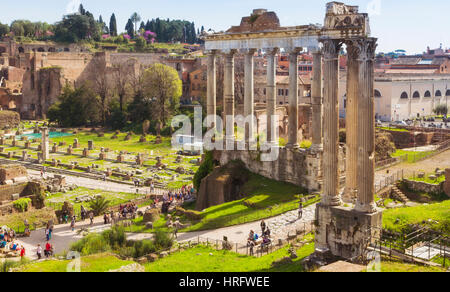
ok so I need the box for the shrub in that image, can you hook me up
[70,233,111,256]
[89,196,110,216]
[193,151,214,190]
[13,198,31,212]
[153,230,173,250]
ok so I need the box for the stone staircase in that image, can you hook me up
[391,185,409,203]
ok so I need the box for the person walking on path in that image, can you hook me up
[70,216,76,231]
[260,220,266,235]
[298,201,303,219]
[45,228,50,241]
[36,244,42,260]
[89,211,94,226]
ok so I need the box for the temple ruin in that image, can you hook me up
[203,2,382,262]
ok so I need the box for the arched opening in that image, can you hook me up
[400,92,408,99]
[412,91,420,98]
[0,47,6,54]
[424,91,431,98]
[374,90,382,98]
[37,48,45,52]
[64,48,70,52]
[436,90,442,97]
[48,47,56,52]
[446,90,450,97]
[18,47,24,53]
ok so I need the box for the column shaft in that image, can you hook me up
[354,38,378,213]
[266,49,278,144]
[311,52,323,149]
[244,50,255,144]
[287,50,299,148]
[206,52,217,129]
[322,40,341,206]
[224,51,235,146]
[345,45,359,202]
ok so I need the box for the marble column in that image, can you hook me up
[41,127,49,161]
[311,51,323,150]
[244,49,256,145]
[287,48,301,148]
[266,48,279,144]
[353,38,378,213]
[223,50,236,148]
[206,51,217,130]
[344,43,359,202]
[321,39,341,206]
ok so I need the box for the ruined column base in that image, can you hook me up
[314,203,382,263]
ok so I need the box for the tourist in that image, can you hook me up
[265,227,271,238]
[298,202,303,219]
[20,246,25,258]
[45,228,50,241]
[45,242,52,258]
[248,240,255,256]
[80,205,87,221]
[89,211,94,226]
[36,244,42,260]
[260,220,266,235]
[70,216,76,231]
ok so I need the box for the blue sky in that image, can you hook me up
[1,0,449,54]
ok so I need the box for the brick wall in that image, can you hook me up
[0,183,27,202]
[445,169,450,197]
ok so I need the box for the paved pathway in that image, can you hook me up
[127,204,316,246]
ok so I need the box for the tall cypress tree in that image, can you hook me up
[109,13,118,36]
[125,19,134,37]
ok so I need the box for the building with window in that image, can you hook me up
[339,73,450,121]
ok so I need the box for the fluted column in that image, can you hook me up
[223,50,236,148]
[344,43,359,202]
[206,51,217,130]
[244,49,256,145]
[287,48,301,148]
[266,48,279,144]
[354,38,378,213]
[321,39,341,206]
[311,51,323,150]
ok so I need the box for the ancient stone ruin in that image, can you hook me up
[203,2,382,262]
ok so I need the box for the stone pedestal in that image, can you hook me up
[99,152,107,160]
[444,169,450,197]
[106,168,112,177]
[21,151,27,161]
[24,141,31,149]
[52,143,58,153]
[73,139,80,148]
[136,154,144,166]
[0,136,4,145]
[67,146,73,155]
[117,154,124,163]
[82,148,90,157]
[51,159,58,167]
[314,204,382,261]
[88,140,94,150]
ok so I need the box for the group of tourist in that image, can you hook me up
[162,185,195,204]
[119,203,138,219]
[36,242,53,259]
[246,220,272,256]
[0,227,26,258]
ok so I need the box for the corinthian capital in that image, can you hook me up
[321,39,342,59]
[346,38,378,61]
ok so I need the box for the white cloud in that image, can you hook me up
[66,0,81,14]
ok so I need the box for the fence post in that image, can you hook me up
[236,243,238,253]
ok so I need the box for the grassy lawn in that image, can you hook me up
[392,149,436,163]
[378,127,410,132]
[45,187,147,215]
[129,172,319,233]
[145,235,315,272]
[382,200,450,234]
[17,253,134,272]
[379,260,447,272]
[409,173,446,185]
[0,129,200,188]
[0,207,56,233]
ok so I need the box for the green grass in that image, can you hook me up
[378,127,410,132]
[182,173,317,231]
[392,149,436,163]
[382,200,450,234]
[409,173,446,185]
[379,260,447,272]
[45,187,146,216]
[17,253,134,272]
[431,255,450,269]
[145,235,315,272]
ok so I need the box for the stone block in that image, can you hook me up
[445,169,450,197]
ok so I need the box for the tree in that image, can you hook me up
[109,13,118,36]
[112,62,132,113]
[142,63,182,127]
[54,14,100,42]
[79,4,86,15]
[48,84,101,127]
[91,58,110,125]
[125,19,134,38]
[0,23,9,37]
[89,196,110,216]
[130,12,141,37]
